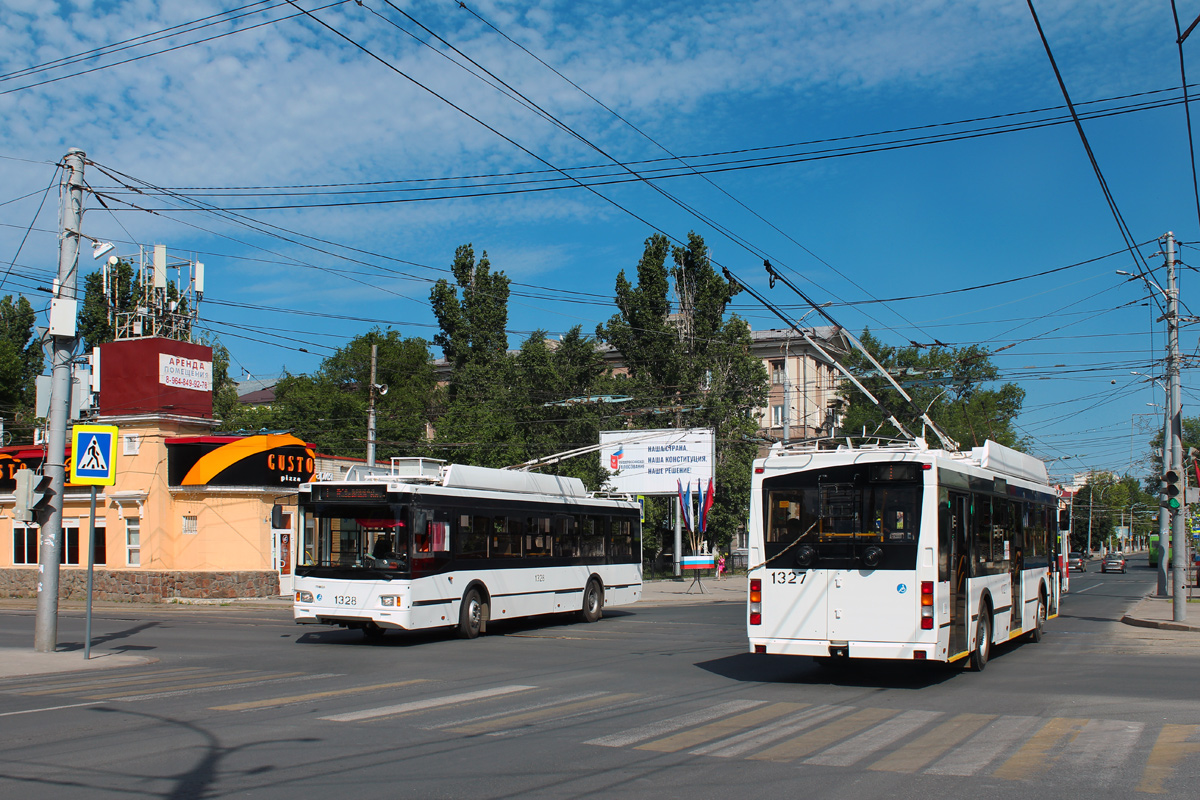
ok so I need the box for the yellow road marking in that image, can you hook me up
[869,713,995,773]
[211,679,428,711]
[19,668,217,696]
[450,693,638,735]
[84,672,305,700]
[750,707,897,762]
[1136,724,1200,794]
[638,703,808,753]
[992,717,1087,780]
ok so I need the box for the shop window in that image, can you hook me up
[126,518,141,567]
[13,526,37,565]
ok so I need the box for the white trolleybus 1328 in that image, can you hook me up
[293,458,642,639]
[747,439,1061,670]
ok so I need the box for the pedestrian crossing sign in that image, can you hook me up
[70,424,118,486]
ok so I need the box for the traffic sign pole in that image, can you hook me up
[85,486,97,660]
[68,423,118,659]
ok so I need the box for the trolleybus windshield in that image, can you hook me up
[763,463,922,568]
[299,502,410,578]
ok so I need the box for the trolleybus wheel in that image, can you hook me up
[457,589,484,639]
[362,622,387,640]
[579,579,604,623]
[970,612,991,671]
[1029,594,1046,643]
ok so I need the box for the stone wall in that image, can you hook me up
[0,569,280,602]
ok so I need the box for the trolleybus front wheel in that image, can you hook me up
[1029,594,1046,643]
[457,588,486,639]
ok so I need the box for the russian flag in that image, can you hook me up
[678,479,692,532]
[700,478,715,532]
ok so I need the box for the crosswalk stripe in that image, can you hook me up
[84,672,308,700]
[924,715,1041,776]
[637,703,807,753]
[586,700,767,748]
[806,710,943,767]
[1060,719,1144,786]
[750,707,897,763]
[869,713,995,773]
[210,679,428,711]
[435,691,609,730]
[992,717,1088,780]
[692,704,850,758]
[1136,724,1200,794]
[21,669,239,696]
[448,693,640,736]
[1,667,207,694]
[319,685,537,723]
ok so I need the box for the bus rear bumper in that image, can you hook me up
[748,637,943,661]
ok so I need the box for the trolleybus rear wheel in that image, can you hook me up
[579,579,603,623]
[970,612,991,671]
[1029,594,1046,643]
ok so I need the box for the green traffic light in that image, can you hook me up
[1168,497,1182,510]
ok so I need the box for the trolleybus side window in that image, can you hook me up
[457,514,489,559]
[581,516,605,557]
[609,517,635,562]
[526,516,552,557]
[490,515,523,558]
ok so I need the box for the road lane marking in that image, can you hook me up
[0,701,104,717]
[992,717,1088,780]
[693,704,850,758]
[750,707,897,763]
[925,715,1041,776]
[449,693,640,736]
[806,709,942,767]
[319,685,537,722]
[1073,582,1103,593]
[586,699,767,747]
[1136,724,1200,794]
[210,679,428,711]
[869,713,995,773]
[637,703,806,753]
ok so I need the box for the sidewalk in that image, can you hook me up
[1120,594,1200,633]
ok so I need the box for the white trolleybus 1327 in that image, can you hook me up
[747,439,1061,670]
[293,458,642,639]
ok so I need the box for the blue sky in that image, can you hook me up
[1,0,1197,482]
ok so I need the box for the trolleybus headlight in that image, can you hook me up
[862,545,883,569]
[920,581,934,630]
[295,591,313,603]
[795,544,815,568]
[749,579,762,625]
[379,595,401,607]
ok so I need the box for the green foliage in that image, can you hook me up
[1068,473,1157,553]
[838,329,1025,450]
[78,259,137,350]
[0,294,43,442]
[596,232,767,552]
[219,329,437,460]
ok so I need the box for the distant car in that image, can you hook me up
[1101,553,1127,574]
[1068,552,1086,572]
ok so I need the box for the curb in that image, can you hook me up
[1120,614,1200,633]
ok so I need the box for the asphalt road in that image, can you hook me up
[1,560,1197,799]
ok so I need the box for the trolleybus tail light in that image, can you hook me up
[920,581,934,630]
[749,579,762,625]
[295,591,313,603]
[913,650,927,660]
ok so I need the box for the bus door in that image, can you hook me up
[949,492,969,656]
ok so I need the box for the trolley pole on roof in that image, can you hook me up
[35,148,86,653]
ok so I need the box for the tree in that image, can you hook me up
[219,330,437,459]
[1068,473,1156,553]
[0,294,43,442]
[837,330,1026,450]
[596,232,768,554]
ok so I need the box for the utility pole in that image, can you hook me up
[1158,390,1170,596]
[1165,232,1187,622]
[35,148,85,653]
[367,343,377,468]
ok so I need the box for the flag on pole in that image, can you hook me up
[678,479,692,532]
[700,478,715,532]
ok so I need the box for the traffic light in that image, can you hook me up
[13,468,53,522]
[1161,469,1182,510]
[13,469,33,522]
